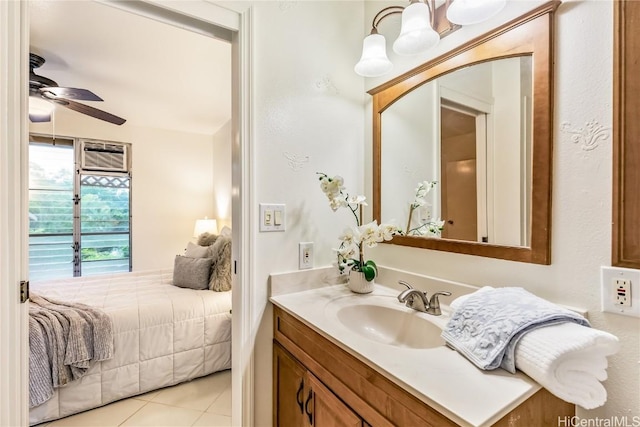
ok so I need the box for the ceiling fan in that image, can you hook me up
[29,53,126,126]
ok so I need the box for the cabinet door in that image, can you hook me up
[305,372,361,427]
[274,343,306,427]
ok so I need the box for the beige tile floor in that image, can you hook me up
[39,370,232,427]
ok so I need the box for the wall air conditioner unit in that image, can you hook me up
[80,140,129,172]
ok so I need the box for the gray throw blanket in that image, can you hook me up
[442,287,590,373]
[29,293,114,408]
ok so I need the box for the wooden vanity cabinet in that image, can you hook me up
[273,306,574,427]
[273,343,306,426]
[274,343,361,427]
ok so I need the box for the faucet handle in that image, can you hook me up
[397,280,416,303]
[398,280,413,290]
[427,291,452,316]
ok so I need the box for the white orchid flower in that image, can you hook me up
[339,226,361,247]
[329,196,348,212]
[359,221,382,248]
[412,197,426,208]
[320,175,344,198]
[346,195,367,206]
[335,244,358,260]
[379,223,399,241]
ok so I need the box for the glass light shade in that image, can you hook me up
[354,33,393,77]
[393,2,439,56]
[28,96,55,116]
[193,217,218,238]
[446,0,507,25]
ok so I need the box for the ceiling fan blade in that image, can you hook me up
[29,113,52,123]
[42,87,104,101]
[53,98,126,126]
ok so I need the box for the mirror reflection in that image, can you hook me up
[381,56,533,246]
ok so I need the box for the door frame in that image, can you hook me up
[0,1,255,426]
[439,86,492,243]
[0,1,30,425]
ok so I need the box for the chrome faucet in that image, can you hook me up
[397,280,451,316]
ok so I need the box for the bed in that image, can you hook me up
[28,268,232,425]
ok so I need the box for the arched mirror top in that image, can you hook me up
[371,1,560,264]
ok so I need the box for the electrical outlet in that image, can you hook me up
[601,266,640,317]
[614,278,631,307]
[299,242,313,270]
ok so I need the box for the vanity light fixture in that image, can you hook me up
[355,0,508,77]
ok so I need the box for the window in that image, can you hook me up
[28,135,132,281]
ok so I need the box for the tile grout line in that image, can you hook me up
[118,399,152,426]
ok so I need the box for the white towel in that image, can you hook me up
[514,322,619,409]
[449,288,620,409]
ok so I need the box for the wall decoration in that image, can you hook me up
[561,120,611,151]
[278,1,298,12]
[283,151,309,171]
[403,165,419,179]
[314,75,339,95]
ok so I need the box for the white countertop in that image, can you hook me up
[270,283,541,427]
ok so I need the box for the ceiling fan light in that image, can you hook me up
[446,0,507,26]
[355,33,393,77]
[28,96,55,116]
[393,2,439,56]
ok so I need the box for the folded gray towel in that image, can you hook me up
[442,287,589,373]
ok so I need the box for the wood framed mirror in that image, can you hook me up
[612,0,640,269]
[371,2,559,265]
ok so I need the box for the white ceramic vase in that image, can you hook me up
[348,271,374,294]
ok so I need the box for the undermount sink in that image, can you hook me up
[327,296,446,349]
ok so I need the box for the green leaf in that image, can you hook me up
[364,260,377,275]
[361,261,377,282]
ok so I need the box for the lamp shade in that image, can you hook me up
[193,217,218,238]
[354,33,393,77]
[393,2,439,56]
[446,0,507,25]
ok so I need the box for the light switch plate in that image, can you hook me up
[601,266,640,317]
[259,203,285,232]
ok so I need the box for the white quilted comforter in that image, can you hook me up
[29,269,232,425]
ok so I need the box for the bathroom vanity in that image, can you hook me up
[271,285,574,427]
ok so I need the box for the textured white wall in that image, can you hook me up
[237,1,366,423]
[29,110,215,271]
[365,0,639,420]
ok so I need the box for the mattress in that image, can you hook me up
[28,269,232,425]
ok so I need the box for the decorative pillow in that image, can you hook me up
[207,236,232,292]
[172,255,213,290]
[185,241,209,258]
[220,226,232,237]
[197,232,218,247]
